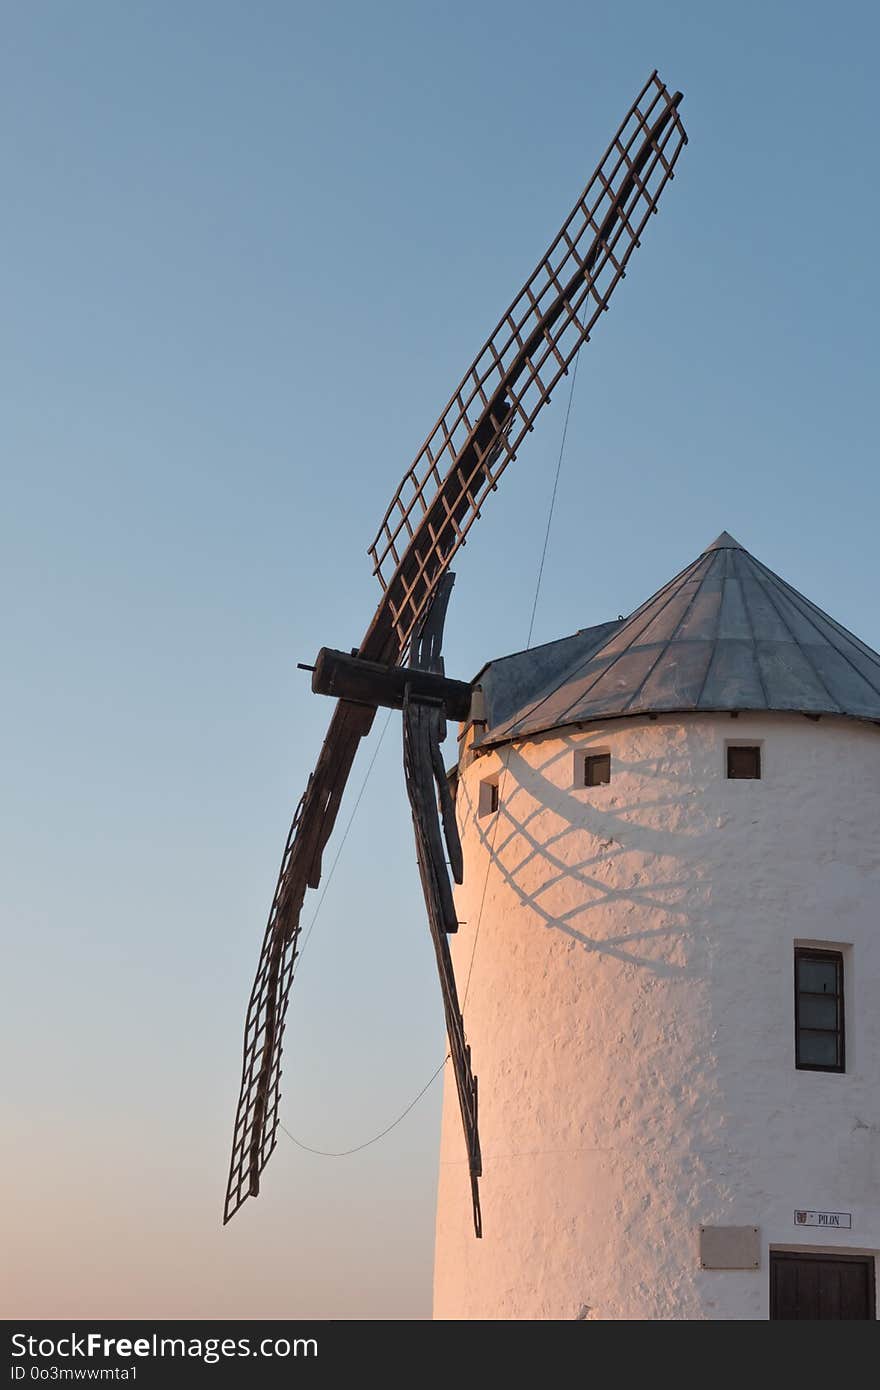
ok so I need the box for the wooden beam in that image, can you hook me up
[311,648,472,722]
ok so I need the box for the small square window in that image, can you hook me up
[795,948,844,1073]
[584,753,611,787]
[478,778,499,816]
[727,745,761,779]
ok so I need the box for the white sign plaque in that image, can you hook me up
[794,1209,852,1229]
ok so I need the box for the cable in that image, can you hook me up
[281,708,446,1158]
[525,350,582,649]
[295,707,394,969]
[286,349,579,1150]
[463,366,581,1013]
[280,1055,448,1157]
[285,355,580,1151]
[462,745,511,1009]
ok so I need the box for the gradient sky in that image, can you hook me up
[2,1,878,1320]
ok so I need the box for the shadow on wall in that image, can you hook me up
[457,728,719,980]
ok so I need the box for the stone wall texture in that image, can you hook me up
[433,712,880,1319]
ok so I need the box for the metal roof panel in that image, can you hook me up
[474,532,880,745]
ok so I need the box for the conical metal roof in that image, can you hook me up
[477,532,880,745]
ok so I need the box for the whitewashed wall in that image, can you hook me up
[433,712,880,1319]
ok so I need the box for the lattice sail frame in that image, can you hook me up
[224,700,372,1224]
[368,71,686,651]
[224,71,687,1226]
[227,794,306,1201]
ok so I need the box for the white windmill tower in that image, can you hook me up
[434,531,880,1320]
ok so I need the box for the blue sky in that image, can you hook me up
[2,1,878,1318]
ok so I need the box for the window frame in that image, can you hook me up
[794,946,845,1074]
[478,777,499,816]
[726,743,762,780]
[584,752,611,788]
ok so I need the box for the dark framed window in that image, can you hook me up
[584,753,611,787]
[795,948,845,1073]
[727,744,761,779]
[478,778,499,815]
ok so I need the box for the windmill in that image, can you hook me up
[224,71,688,1236]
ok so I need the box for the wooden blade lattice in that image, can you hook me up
[368,71,686,653]
[224,794,306,1222]
[224,699,374,1224]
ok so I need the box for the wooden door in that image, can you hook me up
[770,1252,875,1319]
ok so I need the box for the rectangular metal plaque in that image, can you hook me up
[699,1225,761,1269]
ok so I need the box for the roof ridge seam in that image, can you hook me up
[738,551,771,708]
[748,559,842,712]
[492,557,705,738]
[691,551,725,710]
[621,551,714,713]
[758,558,880,681]
[751,555,880,696]
[553,552,710,725]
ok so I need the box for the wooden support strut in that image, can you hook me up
[401,573,481,1237]
[403,694,481,1238]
